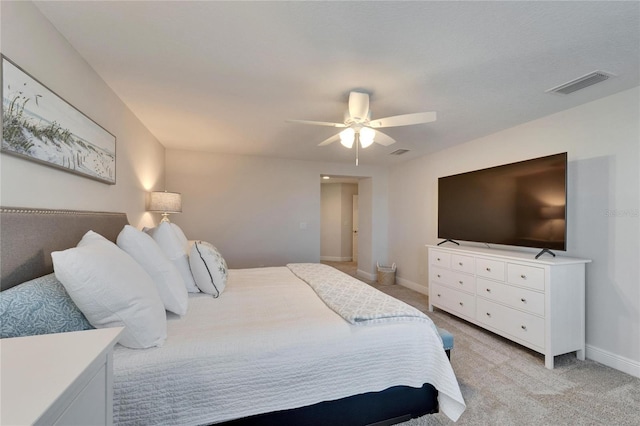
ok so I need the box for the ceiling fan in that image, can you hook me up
[287,91,436,164]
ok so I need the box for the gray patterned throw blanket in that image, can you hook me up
[287,263,432,326]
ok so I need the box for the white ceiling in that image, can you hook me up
[34,1,640,166]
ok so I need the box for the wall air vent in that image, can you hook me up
[546,71,614,95]
[389,149,409,156]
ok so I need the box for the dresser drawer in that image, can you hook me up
[476,257,505,281]
[451,254,475,274]
[429,250,451,268]
[429,265,449,285]
[430,283,476,318]
[507,263,545,291]
[477,278,544,316]
[476,298,544,348]
[430,266,475,293]
[450,270,476,293]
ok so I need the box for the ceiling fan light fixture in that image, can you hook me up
[287,90,436,161]
[359,127,375,148]
[340,128,355,148]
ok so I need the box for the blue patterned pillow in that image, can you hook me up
[0,273,94,338]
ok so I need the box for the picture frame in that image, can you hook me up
[1,55,116,184]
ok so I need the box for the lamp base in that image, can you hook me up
[160,213,171,223]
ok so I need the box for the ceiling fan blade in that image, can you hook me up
[369,111,437,128]
[373,130,396,146]
[318,133,341,146]
[286,119,346,128]
[348,91,370,122]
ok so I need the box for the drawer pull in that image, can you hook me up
[458,262,463,266]
[437,274,441,278]
[521,298,527,303]
[459,280,463,285]
[486,267,491,272]
[520,274,527,279]
[486,312,491,317]
[459,302,464,306]
[437,293,441,297]
[485,288,491,293]
[521,325,527,331]
[437,258,441,261]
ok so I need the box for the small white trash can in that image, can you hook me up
[376,262,397,285]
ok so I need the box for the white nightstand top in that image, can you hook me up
[1,327,123,426]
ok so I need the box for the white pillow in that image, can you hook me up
[189,241,228,297]
[170,223,189,253]
[52,231,167,349]
[78,229,110,246]
[150,222,199,293]
[117,225,188,316]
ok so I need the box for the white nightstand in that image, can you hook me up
[1,327,123,425]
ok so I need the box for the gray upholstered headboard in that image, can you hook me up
[0,208,129,291]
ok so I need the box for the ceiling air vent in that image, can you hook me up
[389,149,409,156]
[546,71,614,95]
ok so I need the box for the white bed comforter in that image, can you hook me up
[112,266,466,425]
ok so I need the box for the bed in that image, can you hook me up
[0,207,465,425]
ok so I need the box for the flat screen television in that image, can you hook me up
[438,152,567,253]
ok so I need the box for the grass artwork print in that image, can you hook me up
[1,56,116,184]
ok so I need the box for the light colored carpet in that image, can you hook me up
[322,261,640,426]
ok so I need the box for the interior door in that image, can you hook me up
[352,195,358,262]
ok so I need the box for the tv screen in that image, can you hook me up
[438,153,567,251]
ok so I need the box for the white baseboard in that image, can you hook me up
[320,256,353,262]
[586,344,640,379]
[357,269,376,281]
[396,276,429,296]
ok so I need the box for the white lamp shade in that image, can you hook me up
[359,127,375,148]
[148,191,182,213]
[340,128,355,148]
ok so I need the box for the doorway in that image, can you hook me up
[320,177,360,272]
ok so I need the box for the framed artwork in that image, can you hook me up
[1,55,116,184]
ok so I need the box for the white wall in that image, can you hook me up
[166,149,388,276]
[389,87,640,377]
[0,1,165,228]
[354,176,390,280]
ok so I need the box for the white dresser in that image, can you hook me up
[1,327,123,425]
[427,245,590,369]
